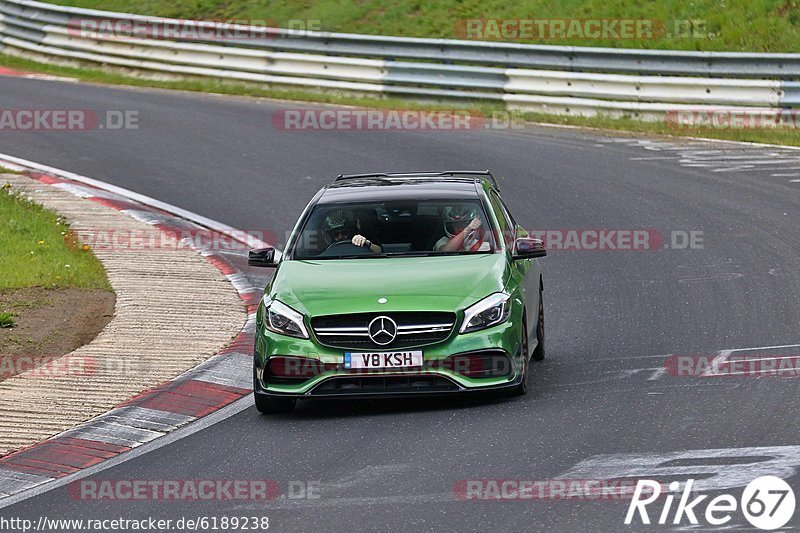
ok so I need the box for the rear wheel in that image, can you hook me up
[253,368,296,414]
[532,287,545,362]
[507,317,530,397]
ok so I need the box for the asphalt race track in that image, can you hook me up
[1,76,800,531]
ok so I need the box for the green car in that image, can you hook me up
[249,171,546,413]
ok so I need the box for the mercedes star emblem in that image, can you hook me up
[368,316,397,346]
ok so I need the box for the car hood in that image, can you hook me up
[269,253,509,317]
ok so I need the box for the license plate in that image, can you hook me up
[344,351,423,370]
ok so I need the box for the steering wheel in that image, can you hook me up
[320,241,373,256]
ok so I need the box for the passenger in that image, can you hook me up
[435,205,490,252]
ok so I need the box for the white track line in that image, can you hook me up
[728,343,800,353]
[699,350,733,377]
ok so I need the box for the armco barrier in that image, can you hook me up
[1,0,799,119]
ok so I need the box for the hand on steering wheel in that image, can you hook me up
[352,234,371,248]
[322,235,373,253]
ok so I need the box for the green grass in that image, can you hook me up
[0,179,112,291]
[0,312,13,328]
[2,53,799,147]
[47,0,800,52]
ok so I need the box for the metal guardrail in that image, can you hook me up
[1,0,798,119]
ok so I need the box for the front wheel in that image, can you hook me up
[532,288,545,362]
[507,318,530,397]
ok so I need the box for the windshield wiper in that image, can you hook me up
[383,251,493,257]
[310,250,493,260]
[313,253,391,260]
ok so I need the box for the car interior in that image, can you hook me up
[292,200,494,258]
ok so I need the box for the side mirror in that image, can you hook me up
[248,247,277,267]
[512,238,546,260]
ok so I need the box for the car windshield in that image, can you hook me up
[290,199,497,259]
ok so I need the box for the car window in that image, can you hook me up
[488,191,516,249]
[290,199,497,259]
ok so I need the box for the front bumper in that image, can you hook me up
[253,365,525,400]
[254,318,524,399]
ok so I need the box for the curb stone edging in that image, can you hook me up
[0,163,267,501]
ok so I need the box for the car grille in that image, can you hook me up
[310,375,460,395]
[311,312,456,350]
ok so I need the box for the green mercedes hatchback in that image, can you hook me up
[249,171,546,413]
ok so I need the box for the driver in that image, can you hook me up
[435,205,490,252]
[322,209,382,253]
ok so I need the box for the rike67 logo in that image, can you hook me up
[625,476,795,530]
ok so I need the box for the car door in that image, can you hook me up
[489,190,540,342]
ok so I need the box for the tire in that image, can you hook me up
[253,368,296,414]
[507,317,530,397]
[532,287,545,362]
[254,393,296,414]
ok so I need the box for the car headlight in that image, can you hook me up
[459,292,511,334]
[263,299,309,339]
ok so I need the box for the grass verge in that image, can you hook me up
[0,174,112,291]
[46,0,800,52]
[1,53,799,147]
[0,170,114,357]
